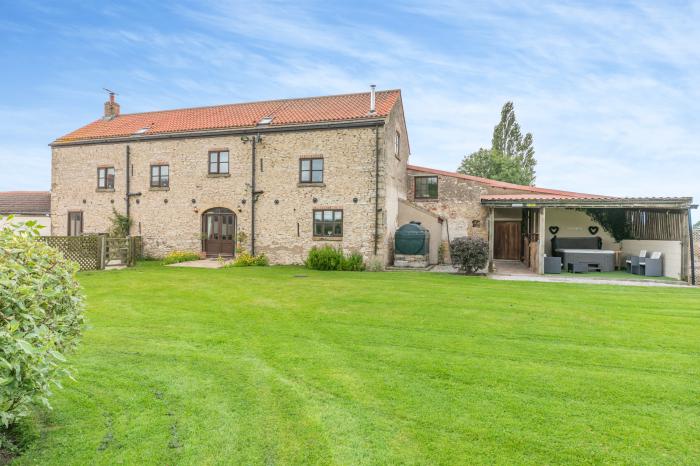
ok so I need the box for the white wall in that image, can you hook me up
[0,214,51,235]
[621,240,682,279]
[545,209,618,255]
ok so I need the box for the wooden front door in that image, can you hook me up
[203,208,235,256]
[494,221,521,260]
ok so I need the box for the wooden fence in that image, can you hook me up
[40,235,142,271]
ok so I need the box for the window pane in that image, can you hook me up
[324,224,333,235]
[334,223,342,235]
[334,210,342,220]
[323,210,333,221]
[314,211,322,221]
[209,152,218,163]
[311,171,322,182]
[220,162,229,173]
[219,151,229,163]
[210,162,218,173]
[301,160,310,170]
[301,170,311,182]
[151,175,159,186]
[107,168,115,176]
[312,159,323,170]
[161,165,169,175]
[162,176,169,187]
[151,166,158,177]
[314,223,322,236]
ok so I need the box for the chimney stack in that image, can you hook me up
[103,90,120,120]
[369,84,376,114]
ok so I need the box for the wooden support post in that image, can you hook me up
[537,207,546,274]
[680,209,690,283]
[488,207,495,272]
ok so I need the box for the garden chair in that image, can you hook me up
[625,250,647,274]
[639,251,663,277]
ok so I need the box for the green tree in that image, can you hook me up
[458,102,536,185]
[694,220,700,230]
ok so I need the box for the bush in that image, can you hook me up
[162,251,200,265]
[0,217,85,451]
[341,251,366,271]
[305,246,365,271]
[225,252,269,267]
[450,236,488,274]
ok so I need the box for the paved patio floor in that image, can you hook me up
[167,258,231,269]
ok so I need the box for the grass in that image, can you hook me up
[15,262,700,465]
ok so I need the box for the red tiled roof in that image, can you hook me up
[54,90,402,143]
[0,191,51,215]
[407,165,605,198]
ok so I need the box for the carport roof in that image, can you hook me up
[480,194,695,209]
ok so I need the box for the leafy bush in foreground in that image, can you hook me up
[162,251,201,265]
[450,236,489,274]
[0,217,84,451]
[305,246,366,271]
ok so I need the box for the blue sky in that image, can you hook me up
[1,1,698,219]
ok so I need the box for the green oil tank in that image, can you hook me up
[395,222,430,255]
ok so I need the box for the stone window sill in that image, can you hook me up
[149,187,170,192]
[312,236,342,241]
[96,188,115,193]
[298,182,326,188]
[207,173,230,178]
[414,197,438,202]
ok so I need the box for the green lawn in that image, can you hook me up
[15,262,700,465]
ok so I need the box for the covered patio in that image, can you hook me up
[482,194,697,285]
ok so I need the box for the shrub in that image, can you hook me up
[305,246,365,271]
[450,236,488,274]
[225,252,269,267]
[341,251,366,271]
[162,251,200,265]
[0,217,85,451]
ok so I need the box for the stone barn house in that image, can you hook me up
[50,88,696,282]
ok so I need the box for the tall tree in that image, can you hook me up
[458,102,536,185]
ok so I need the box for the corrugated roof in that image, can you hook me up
[54,90,401,144]
[0,191,51,214]
[407,165,604,198]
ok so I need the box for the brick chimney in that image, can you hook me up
[103,92,120,120]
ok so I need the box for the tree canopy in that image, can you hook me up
[458,102,536,186]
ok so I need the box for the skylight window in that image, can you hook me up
[258,116,273,125]
[134,127,150,135]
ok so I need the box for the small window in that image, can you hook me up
[68,211,83,236]
[97,167,115,189]
[209,150,229,174]
[313,209,343,237]
[300,158,324,183]
[394,131,400,158]
[414,176,438,199]
[150,164,169,188]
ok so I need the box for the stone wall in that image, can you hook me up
[51,123,407,265]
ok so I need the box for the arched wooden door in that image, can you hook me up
[202,208,236,256]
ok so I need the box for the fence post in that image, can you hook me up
[99,235,106,270]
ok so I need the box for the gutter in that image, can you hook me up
[374,123,380,256]
[50,119,386,148]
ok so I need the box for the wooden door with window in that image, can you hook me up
[68,211,83,236]
[494,221,521,260]
[203,208,235,256]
